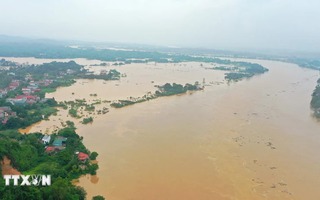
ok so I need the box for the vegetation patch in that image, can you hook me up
[0,126,98,199]
[311,79,320,118]
[82,117,93,124]
[111,82,202,108]
[207,61,269,81]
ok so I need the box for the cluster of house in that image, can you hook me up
[42,135,89,162]
[6,95,40,106]
[8,80,20,90]
[1,77,54,106]
[21,79,53,95]
[43,135,67,152]
[0,75,56,124]
[21,81,41,95]
[0,80,23,124]
[0,107,16,124]
[0,80,20,98]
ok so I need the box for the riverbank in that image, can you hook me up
[311,78,320,118]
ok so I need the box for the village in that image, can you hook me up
[41,133,91,163]
[0,75,55,125]
[0,59,121,128]
[0,60,101,200]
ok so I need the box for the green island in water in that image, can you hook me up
[111,82,203,108]
[205,61,269,81]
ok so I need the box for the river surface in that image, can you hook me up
[3,57,320,200]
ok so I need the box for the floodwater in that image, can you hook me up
[4,57,320,200]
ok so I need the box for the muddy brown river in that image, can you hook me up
[4,57,320,200]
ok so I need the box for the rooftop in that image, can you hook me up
[78,152,89,161]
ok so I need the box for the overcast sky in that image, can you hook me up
[1,0,320,52]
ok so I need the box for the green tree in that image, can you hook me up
[92,195,105,200]
[90,152,98,160]
[88,163,99,175]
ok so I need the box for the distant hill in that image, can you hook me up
[0,35,319,69]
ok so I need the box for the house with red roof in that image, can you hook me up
[6,98,27,106]
[45,146,56,153]
[78,152,89,162]
[16,95,38,101]
[45,146,65,154]
[15,95,40,104]
[8,80,20,91]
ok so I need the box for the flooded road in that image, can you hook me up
[4,57,320,200]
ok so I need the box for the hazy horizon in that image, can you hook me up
[1,0,319,52]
